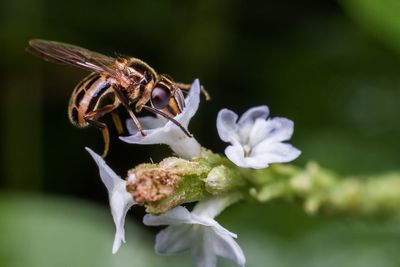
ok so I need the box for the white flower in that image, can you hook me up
[86,147,135,254]
[217,105,301,169]
[143,196,245,267]
[120,79,202,160]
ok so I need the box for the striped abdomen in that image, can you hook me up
[68,73,116,128]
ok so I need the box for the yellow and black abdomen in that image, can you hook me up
[68,73,115,128]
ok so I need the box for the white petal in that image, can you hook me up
[247,118,268,147]
[86,147,135,254]
[216,109,239,143]
[190,227,218,267]
[237,106,269,142]
[121,128,201,159]
[178,79,201,126]
[243,157,270,169]
[223,142,274,169]
[263,117,294,144]
[143,206,195,226]
[224,143,247,168]
[85,147,122,192]
[126,115,167,135]
[209,228,245,267]
[110,181,135,254]
[247,117,294,147]
[120,128,170,145]
[187,214,236,238]
[154,224,196,254]
[166,134,201,159]
[192,195,241,219]
[192,197,241,238]
[251,142,301,164]
[238,105,269,125]
[144,206,226,232]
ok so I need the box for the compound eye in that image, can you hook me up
[151,86,171,109]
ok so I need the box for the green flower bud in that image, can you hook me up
[205,165,247,195]
[126,157,210,214]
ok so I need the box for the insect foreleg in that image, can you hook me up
[111,84,145,136]
[142,105,192,137]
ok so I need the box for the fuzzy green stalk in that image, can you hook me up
[127,149,400,217]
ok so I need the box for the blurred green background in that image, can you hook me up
[1,0,400,266]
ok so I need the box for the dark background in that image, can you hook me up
[1,0,400,266]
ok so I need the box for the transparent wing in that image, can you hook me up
[27,39,117,74]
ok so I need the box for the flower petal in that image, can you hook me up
[186,214,236,239]
[143,206,196,226]
[263,117,294,143]
[190,228,218,267]
[216,109,239,143]
[126,115,167,135]
[251,142,301,163]
[121,128,201,159]
[86,147,135,254]
[192,196,241,238]
[110,182,135,254]
[154,224,196,254]
[209,228,245,267]
[247,118,270,147]
[85,147,122,192]
[177,79,201,127]
[224,143,247,168]
[243,157,270,169]
[192,195,242,219]
[120,128,170,145]
[247,117,294,147]
[144,205,234,236]
[167,135,201,160]
[238,105,269,125]
[237,106,269,143]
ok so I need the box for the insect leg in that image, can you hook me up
[111,111,124,134]
[175,82,211,101]
[84,104,118,157]
[142,105,192,137]
[111,85,145,136]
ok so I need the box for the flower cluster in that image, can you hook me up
[143,196,245,267]
[217,106,301,169]
[86,80,301,267]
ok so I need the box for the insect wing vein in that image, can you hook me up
[27,39,116,74]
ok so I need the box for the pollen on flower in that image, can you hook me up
[126,164,179,204]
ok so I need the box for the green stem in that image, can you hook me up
[128,150,400,217]
[245,161,400,216]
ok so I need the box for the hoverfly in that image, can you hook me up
[27,39,209,157]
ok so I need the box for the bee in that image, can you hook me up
[27,39,209,157]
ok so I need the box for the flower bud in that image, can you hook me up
[205,165,246,195]
[126,157,210,214]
